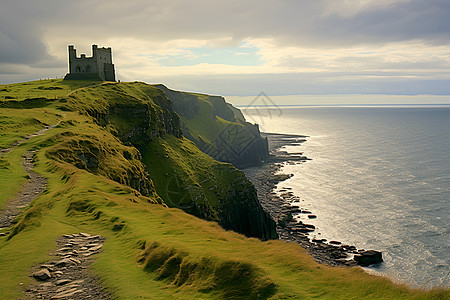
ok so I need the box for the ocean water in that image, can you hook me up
[243,106,450,288]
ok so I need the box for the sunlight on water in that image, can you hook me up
[244,106,450,287]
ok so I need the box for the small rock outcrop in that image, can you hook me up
[32,269,51,281]
[353,250,383,266]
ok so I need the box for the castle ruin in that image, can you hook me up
[64,44,115,81]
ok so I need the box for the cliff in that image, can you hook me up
[62,81,276,240]
[154,85,270,168]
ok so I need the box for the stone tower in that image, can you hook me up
[64,44,115,81]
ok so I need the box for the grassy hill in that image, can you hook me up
[0,79,447,299]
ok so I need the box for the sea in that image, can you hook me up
[242,105,449,288]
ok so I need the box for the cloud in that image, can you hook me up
[1,0,450,95]
[7,0,450,54]
[140,71,450,97]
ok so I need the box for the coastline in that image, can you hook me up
[244,132,380,267]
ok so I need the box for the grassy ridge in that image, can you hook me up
[0,79,448,299]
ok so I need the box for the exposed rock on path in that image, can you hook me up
[0,151,47,229]
[24,233,112,299]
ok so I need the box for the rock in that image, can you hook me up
[54,271,63,277]
[329,240,342,245]
[303,224,315,229]
[307,214,317,219]
[330,250,348,259]
[55,258,74,267]
[312,238,326,243]
[277,214,293,228]
[53,287,82,299]
[33,269,51,281]
[55,279,72,286]
[40,264,54,270]
[40,282,52,288]
[353,250,383,266]
[345,260,358,266]
[0,233,6,236]
[89,244,103,251]
[280,192,294,198]
[79,232,91,237]
[290,207,302,214]
[69,257,82,264]
[56,247,72,252]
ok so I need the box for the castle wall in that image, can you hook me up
[65,44,115,81]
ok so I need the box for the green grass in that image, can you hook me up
[179,97,235,145]
[0,79,448,299]
[0,79,101,101]
[143,135,244,220]
[0,108,62,148]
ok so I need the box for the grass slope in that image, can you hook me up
[0,79,448,299]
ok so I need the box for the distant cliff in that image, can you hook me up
[154,85,270,168]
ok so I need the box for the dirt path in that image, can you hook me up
[0,123,59,156]
[0,124,112,298]
[23,233,113,299]
[0,151,47,229]
[0,123,59,229]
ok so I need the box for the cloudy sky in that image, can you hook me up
[1,0,450,98]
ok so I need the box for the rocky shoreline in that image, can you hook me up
[243,132,382,267]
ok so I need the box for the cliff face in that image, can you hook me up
[65,82,182,153]
[154,85,270,168]
[46,129,159,199]
[219,170,278,240]
[63,82,276,240]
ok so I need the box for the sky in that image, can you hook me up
[1,0,450,100]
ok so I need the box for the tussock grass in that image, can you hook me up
[138,241,277,299]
